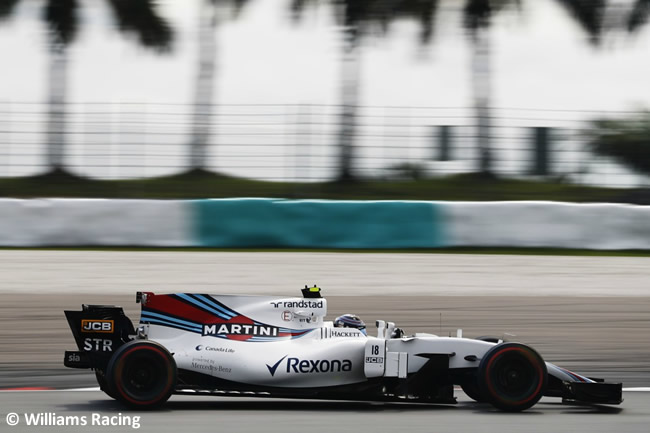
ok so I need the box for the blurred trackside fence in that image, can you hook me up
[0,101,648,187]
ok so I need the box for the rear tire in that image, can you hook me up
[95,370,116,400]
[477,342,547,412]
[106,340,176,409]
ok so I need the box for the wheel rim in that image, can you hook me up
[493,355,535,397]
[119,349,169,402]
[485,347,544,405]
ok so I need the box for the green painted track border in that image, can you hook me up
[194,199,446,248]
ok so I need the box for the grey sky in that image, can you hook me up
[1,0,649,108]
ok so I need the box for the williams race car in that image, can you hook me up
[64,286,622,412]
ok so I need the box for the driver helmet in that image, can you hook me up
[334,314,367,335]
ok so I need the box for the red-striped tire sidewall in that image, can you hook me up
[479,343,547,411]
[107,341,176,409]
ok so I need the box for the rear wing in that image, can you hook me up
[64,304,135,370]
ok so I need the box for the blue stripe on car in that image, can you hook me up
[175,293,233,320]
[142,318,202,334]
[141,311,203,330]
[192,294,237,319]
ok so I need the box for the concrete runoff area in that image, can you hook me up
[0,250,649,296]
[0,391,648,433]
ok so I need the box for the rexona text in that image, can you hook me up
[287,358,352,373]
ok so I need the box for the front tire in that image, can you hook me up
[461,336,502,402]
[106,340,176,409]
[477,342,547,412]
[460,374,483,402]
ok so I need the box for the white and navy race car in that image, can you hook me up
[64,286,622,412]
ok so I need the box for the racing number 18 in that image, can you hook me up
[371,345,380,355]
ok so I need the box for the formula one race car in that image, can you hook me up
[64,286,623,412]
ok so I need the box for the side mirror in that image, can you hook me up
[294,310,313,318]
[386,322,395,340]
[375,320,386,339]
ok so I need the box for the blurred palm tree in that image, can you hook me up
[0,0,172,175]
[554,0,607,44]
[189,0,251,172]
[463,0,612,175]
[292,0,438,181]
[587,111,650,175]
[462,0,518,175]
[627,0,650,32]
[291,0,612,179]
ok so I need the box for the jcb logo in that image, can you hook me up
[81,320,114,333]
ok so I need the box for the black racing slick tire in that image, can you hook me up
[106,340,176,409]
[461,336,501,402]
[460,374,483,402]
[477,342,547,412]
[95,370,116,400]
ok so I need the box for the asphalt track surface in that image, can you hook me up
[0,251,649,431]
[0,391,647,433]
